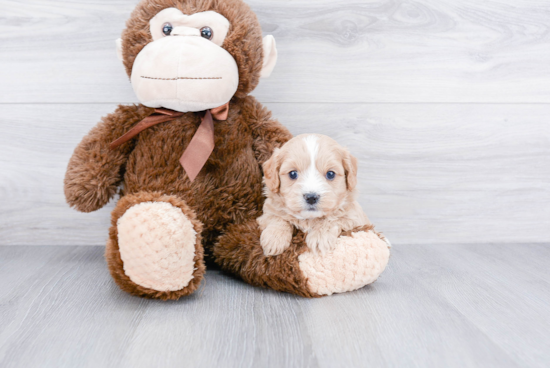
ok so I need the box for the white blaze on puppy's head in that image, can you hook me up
[301,135,327,199]
[262,134,358,219]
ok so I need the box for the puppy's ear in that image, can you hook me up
[263,148,282,193]
[343,150,358,191]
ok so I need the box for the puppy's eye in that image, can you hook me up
[200,26,213,40]
[326,171,336,180]
[289,171,298,180]
[162,23,173,36]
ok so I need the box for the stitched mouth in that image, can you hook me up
[140,76,222,80]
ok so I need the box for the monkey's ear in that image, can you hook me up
[260,35,278,78]
[115,38,123,62]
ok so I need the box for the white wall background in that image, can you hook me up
[0,0,549,246]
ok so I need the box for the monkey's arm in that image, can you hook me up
[244,96,293,165]
[64,104,153,212]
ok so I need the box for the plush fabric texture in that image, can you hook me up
[67,96,293,299]
[65,105,155,213]
[215,222,389,297]
[131,30,239,112]
[65,0,390,300]
[260,35,277,78]
[149,9,230,45]
[298,228,390,296]
[214,220,320,298]
[117,201,198,291]
[121,0,265,98]
[138,7,237,113]
[106,192,205,300]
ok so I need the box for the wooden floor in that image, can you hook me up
[0,244,549,368]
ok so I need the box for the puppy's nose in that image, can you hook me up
[304,193,320,205]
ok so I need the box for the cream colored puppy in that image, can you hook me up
[257,134,370,256]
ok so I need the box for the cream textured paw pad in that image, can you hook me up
[298,231,390,296]
[117,202,197,291]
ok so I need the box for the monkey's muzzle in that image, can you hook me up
[131,36,239,113]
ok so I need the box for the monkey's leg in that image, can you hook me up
[105,192,205,300]
[214,221,390,297]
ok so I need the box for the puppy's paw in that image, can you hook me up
[306,227,339,254]
[260,226,292,256]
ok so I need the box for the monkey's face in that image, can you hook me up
[128,8,239,112]
[118,2,278,112]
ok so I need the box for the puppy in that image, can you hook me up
[257,134,370,256]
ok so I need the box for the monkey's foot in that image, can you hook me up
[106,192,205,300]
[298,229,390,296]
[215,222,390,297]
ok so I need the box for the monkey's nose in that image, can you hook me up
[304,193,320,205]
[171,26,201,37]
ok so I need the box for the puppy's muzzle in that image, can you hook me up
[304,193,320,206]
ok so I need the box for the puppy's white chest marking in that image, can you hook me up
[289,218,317,234]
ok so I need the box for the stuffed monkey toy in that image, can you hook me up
[64,0,390,300]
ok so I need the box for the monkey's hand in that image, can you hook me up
[64,105,152,212]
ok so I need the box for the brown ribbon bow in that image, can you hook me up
[110,102,229,182]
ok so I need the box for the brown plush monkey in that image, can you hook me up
[64,0,390,300]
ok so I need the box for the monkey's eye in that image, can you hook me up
[200,26,213,40]
[326,171,336,180]
[162,23,173,36]
[289,171,298,180]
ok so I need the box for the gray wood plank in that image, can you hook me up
[1,244,549,368]
[411,244,550,367]
[1,0,550,103]
[1,103,548,246]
